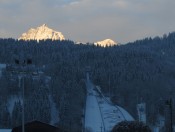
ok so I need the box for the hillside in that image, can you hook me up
[0,32,175,130]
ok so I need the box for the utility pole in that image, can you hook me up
[7,57,43,132]
[170,98,173,132]
[100,123,103,132]
[22,75,25,132]
[18,75,25,132]
[165,98,173,132]
[108,75,111,98]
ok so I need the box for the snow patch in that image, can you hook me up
[0,64,6,77]
[7,95,22,116]
[48,95,59,125]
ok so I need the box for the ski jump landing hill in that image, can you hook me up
[85,80,134,132]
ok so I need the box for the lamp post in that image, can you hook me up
[165,98,173,132]
[14,58,32,132]
[17,75,24,132]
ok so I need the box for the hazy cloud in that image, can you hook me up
[0,0,175,43]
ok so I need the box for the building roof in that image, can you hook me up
[12,120,65,132]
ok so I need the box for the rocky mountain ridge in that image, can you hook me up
[18,24,65,41]
[18,24,118,47]
[94,39,117,47]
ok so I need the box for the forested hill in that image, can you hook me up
[1,32,175,130]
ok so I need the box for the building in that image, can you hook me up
[12,120,65,132]
[137,103,146,124]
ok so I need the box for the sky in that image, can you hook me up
[0,0,175,44]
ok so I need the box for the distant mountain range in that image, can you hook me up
[18,24,65,41]
[19,24,118,47]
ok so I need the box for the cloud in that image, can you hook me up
[0,0,175,43]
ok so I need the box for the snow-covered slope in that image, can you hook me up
[18,24,65,41]
[85,81,105,132]
[85,81,134,132]
[94,39,117,47]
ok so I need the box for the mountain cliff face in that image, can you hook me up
[94,39,117,47]
[18,24,65,41]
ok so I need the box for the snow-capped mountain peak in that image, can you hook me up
[41,23,47,27]
[18,24,65,41]
[94,39,117,47]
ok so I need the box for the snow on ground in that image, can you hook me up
[48,95,59,125]
[96,96,134,131]
[0,64,6,77]
[0,129,11,132]
[7,95,22,116]
[85,89,105,132]
[85,81,134,132]
[117,106,134,121]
